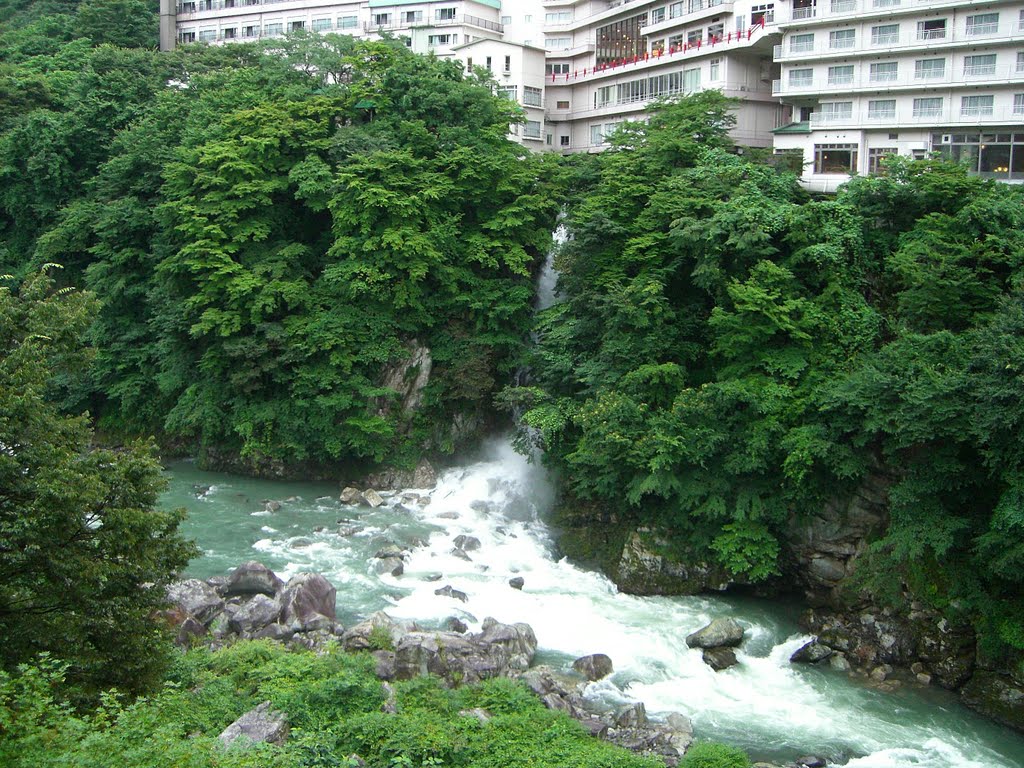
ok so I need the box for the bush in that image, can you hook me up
[680,741,750,768]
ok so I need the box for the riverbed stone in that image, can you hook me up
[790,640,833,664]
[218,701,288,747]
[375,544,404,560]
[451,547,473,561]
[263,500,281,513]
[453,534,481,552]
[253,623,295,642]
[375,557,404,577]
[702,647,738,671]
[413,459,438,489]
[280,573,336,629]
[434,584,468,603]
[342,612,404,651]
[167,579,225,625]
[961,671,1024,731]
[223,561,284,598]
[685,618,745,649]
[572,653,614,681]
[509,576,525,590]
[361,489,385,508]
[340,486,361,504]
[615,702,647,728]
[796,757,826,768]
[229,594,282,635]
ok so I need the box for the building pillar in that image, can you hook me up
[159,0,176,51]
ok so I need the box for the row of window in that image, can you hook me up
[817,94,1024,121]
[788,53,1024,87]
[788,11,1020,53]
[466,55,513,74]
[594,67,705,109]
[495,85,543,107]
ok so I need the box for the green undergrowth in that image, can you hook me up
[0,641,681,768]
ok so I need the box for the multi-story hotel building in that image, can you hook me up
[160,0,1023,186]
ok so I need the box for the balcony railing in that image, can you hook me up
[810,105,1023,127]
[774,65,1024,95]
[776,22,1024,59]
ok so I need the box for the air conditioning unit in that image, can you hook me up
[941,134,952,144]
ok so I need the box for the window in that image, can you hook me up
[870,24,898,45]
[790,33,814,53]
[560,135,570,147]
[428,34,456,45]
[961,95,994,116]
[178,30,196,43]
[436,8,456,21]
[1018,52,1024,73]
[242,25,257,38]
[524,121,542,139]
[221,27,237,39]
[504,55,511,73]
[180,2,195,12]
[404,11,423,23]
[556,100,569,109]
[709,58,721,81]
[546,63,570,75]
[312,18,331,31]
[198,28,216,41]
[814,144,858,174]
[290,20,304,31]
[590,124,605,146]
[687,30,702,45]
[596,13,648,65]
[870,62,898,82]
[651,7,666,23]
[651,38,665,55]
[830,29,855,49]
[707,22,724,41]
[827,65,853,85]
[669,2,684,19]
[501,15,511,24]
[546,38,571,50]
[917,19,946,40]
[545,12,571,23]
[524,15,532,22]
[262,23,282,36]
[912,97,943,117]
[546,134,552,146]
[867,99,896,119]
[915,58,945,79]
[485,56,492,71]
[820,101,853,122]
[497,85,517,100]
[523,86,543,107]
[465,58,472,72]
[789,68,813,87]
[338,16,357,29]
[966,13,998,36]
[373,13,390,26]
[964,54,997,77]
[683,67,701,93]
[872,0,899,7]
[868,148,897,174]
[792,0,816,20]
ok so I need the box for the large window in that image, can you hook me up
[820,101,853,122]
[338,16,357,29]
[964,55,997,77]
[683,67,701,92]
[917,19,946,40]
[789,68,813,87]
[1018,52,1024,73]
[869,62,898,82]
[262,23,282,36]
[790,33,814,53]
[497,86,517,100]
[868,147,896,174]
[546,37,571,50]
[523,86,543,107]
[372,13,390,26]
[596,13,648,66]
[436,8,456,21]
[427,34,456,45]
[871,24,898,45]
[829,29,855,49]
[311,18,331,31]
[546,11,571,23]
[709,57,721,80]
[913,97,943,117]
[831,0,855,11]
[966,13,999,36]
[198,28,216,41]
[867,99,896,119]
[828,65,853,85]
[524,121,542,139]
[814,144,858,173]
[961,95,994,116]
[1014,94,1024,115]
[915,58,945,79]
[651,7,666,23]
[932,132,1024,180]
[404,11,423,23]
[546,63,570,75]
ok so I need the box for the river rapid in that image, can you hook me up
[164,438,1024,768]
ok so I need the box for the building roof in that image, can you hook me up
[451,38,547,54]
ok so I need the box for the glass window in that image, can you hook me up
[651,7,666,23]
[791,33,814,53]
[545,12,571,22]
[870,62,898,82]
[1014,94,1024,115]
[915,58,945,79]
[596,13,648,66]
[501,15,511,24]
[263,23,282,36]
[917,19,946,40]
[290,20,304,31]
[560,135,570,147]
[966,13,998,35]
[311,18,331,31]
[404,11,423,23]
[867,99,896,119]
[709,57,721,81]
[504,55,511,72]
[338,16,357,29]
[789,68,813,87]
[683,67,701,93]
[964,55,997,77]
[546,38,571,50]
[669,2,684,19]
[242,25,257,38]
[814,144,858,173]
[820,101,853,121]
[198,28,216,41]
[913,97,943,117]
[590,124,604,146]
[831,0,855,11]
[523,86,543,107]
[178,30,196,43]
[1018,52,1024,73]
[372,13,390,26]
[546,63,570,75]
[868,148,897,174]
[828,65,853,85]
[524,121,542,139]
[872,0,899,7]
[830,29,855,49]
[497,85,517,100]
[792,0,816,20]
[687,30,702,45]
[707,23,724,40]
[871,24,899,44]
[221,27,237,39]
[961,95,994,116]
[556,100,570,109]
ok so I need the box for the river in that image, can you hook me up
[163,437,1024,768]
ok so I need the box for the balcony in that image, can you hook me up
[364,14,503,34]
[809,105,1024,128]
[774,65,1024,96]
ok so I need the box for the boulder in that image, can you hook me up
[961,671,1024,732]
[375,557,404,577]
[453,535,481,552]
[790,640,833,664]
[702,647,738,671]
[615,702,647,728]
[264,500,281,513]
[229,594,282,635]
[372,650,396,681]
[280,573,337,630]
[337,524,364,537]
[614,530,741,595]
[413,459,438,489]
[572,653,614,681]
[176,616,208,645]
[167,579,225,624]
[434,585,469,603]
[460,707,491,723]
[361,489,385,508]
[446,617,469,634]
[340,486,361,504]
[218,701,288,747]
[796,757,826,768]
[342,612,403,652]
[375,544,405,559]
[223,562,284,598]
[508,576,525,590]
[253,623,295,642]
[451,548,473,562]
[686,618,745,649]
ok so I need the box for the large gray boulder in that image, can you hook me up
[342,612,404,652]
[223,562,284,598]
[686,618,745,649]
[790,640,833,664]
[280,573,336,631]
[229,594,282,635]
[166,579,225,625]
[453,535,481,552]
[413,458,438,489]
[702,647,738,671]
[218,701,288,747]
[572,653,614,681]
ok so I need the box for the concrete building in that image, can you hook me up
[771,0,1024,190]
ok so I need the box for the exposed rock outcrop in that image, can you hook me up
[614,530,744,595]
[572,653,614,681]
[686,618,745,649]
[218,701,288,748]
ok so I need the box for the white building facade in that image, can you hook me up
[161,0,1024,185]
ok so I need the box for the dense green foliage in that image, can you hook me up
[0,20,562,471]
[0,641,671,768]
[521,93,1024,659]
[0,268,196,700]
